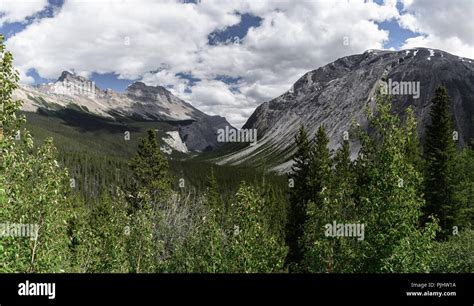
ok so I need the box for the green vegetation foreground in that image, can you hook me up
[1,35,472,273]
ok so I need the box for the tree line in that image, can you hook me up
[1,35,472,273]
[286,87,472,272]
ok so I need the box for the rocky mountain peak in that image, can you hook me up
[222,48,473,173]
[57,71,91,85]
[127,81,168,94]
[125,81,174,103]
[16,73,235,152]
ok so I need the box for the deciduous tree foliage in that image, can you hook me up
[353,96,438,272]
[1,35,73,272]
[164,182,287,273]
[1,36,471,273]
[451,148,474,230]
[298,92,440,273]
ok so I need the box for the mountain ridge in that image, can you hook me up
[15,72,234,153]
[215,47,474,173]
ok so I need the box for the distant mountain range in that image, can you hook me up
[215,48,474,173]
[15,71,234,153]
[15,48,474,172]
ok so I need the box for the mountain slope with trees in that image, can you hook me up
[1,36,472,273]
[216,48,473,173]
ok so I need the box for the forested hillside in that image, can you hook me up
[1,35,472,273]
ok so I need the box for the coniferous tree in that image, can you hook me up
[423,86,457,238]
[287,125,332,270]
[127,129,173,271]
[286,125,312,267]
[308,125,332,204]
[301,138,358,272]
[129,129,172,207]
[261,180,287,242]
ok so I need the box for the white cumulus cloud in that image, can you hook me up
[398,0,474,58]
[0,0,49,25]
[5,0,471,127]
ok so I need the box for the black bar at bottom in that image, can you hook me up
[0,273,471,305]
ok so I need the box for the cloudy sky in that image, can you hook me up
[1,0,473,127]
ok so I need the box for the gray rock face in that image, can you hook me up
[124,81,233,152]
[125,81,197,120]
[17,72,234,152]
[219,48,474,173]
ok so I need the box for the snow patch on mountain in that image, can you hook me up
[427,49,435,60]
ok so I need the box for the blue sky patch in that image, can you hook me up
[89,72,133,92]
[208,13,263,46]
[1,1,427,93]
[376,19,419,49]
[176,72,201,86]
[26,68,53,84]
[0,22,25,39]
[216,75,242,85]
[0,0,64,39]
